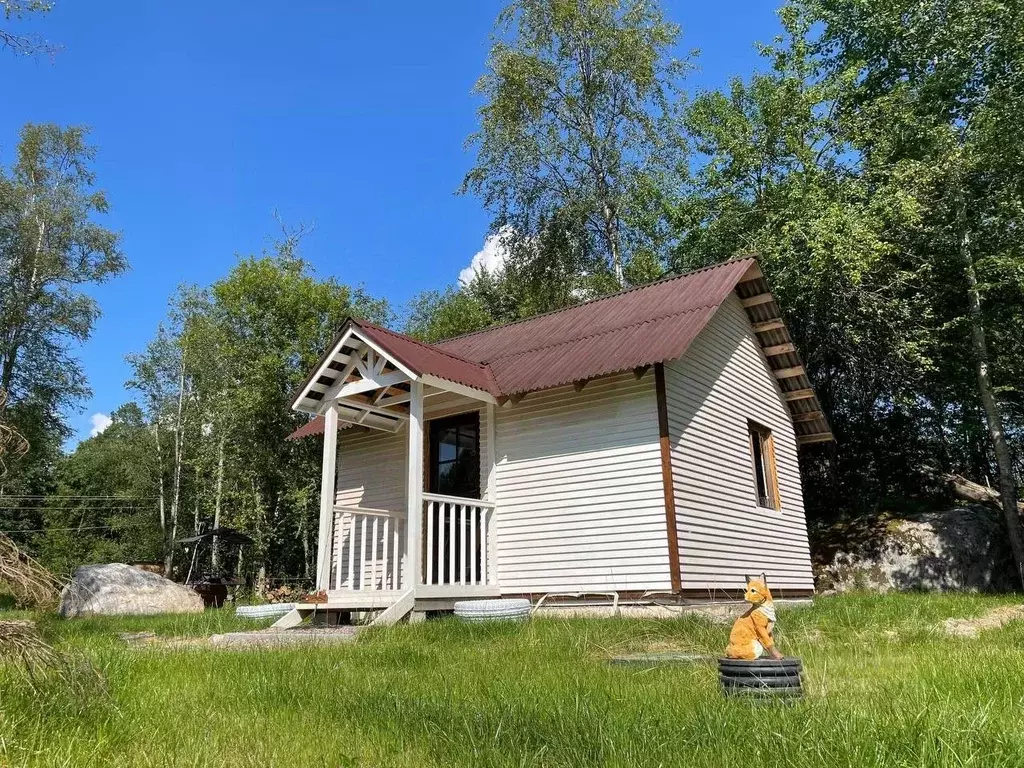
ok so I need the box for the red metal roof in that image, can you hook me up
[354,320,501,397]
[288,258,760,439]
[436,258,755,394]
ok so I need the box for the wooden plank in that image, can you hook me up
[773,366,806,379]
[509,393,526,405]
[653,363,682,593]
[270,608,307,630]
[315,406,339,590]
[448,502,456,585]
[762,343,796,356]
[369,588,416,627]
[573,379,590,392]
[481,508,489,586]
[765,432,782,510]
[750,319,785,333]
[470,505,478,587]
[791,411,821,423]
[633,365,650,379]
[347,513,356,589]
[426,500,435,585]
[405,381,424,588]
[798,432,834,444]
[740,293,775,308]
[783,388,815,401]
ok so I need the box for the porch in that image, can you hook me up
[287,318,504,624]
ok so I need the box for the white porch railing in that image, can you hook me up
[422,492,496,587]
[331,506,406,591]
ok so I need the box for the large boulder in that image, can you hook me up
[814,506,1017,593]
[59,563,204,618]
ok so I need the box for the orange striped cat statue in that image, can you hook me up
[725,574,783,661]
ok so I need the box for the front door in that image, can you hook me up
[427,412,480,583]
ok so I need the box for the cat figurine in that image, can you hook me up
[725,574,783,661]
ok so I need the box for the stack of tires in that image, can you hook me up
[718,657,803,697]
[453,599,531,623]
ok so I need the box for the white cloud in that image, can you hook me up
[89,412,113,438]
[458,229,513,286]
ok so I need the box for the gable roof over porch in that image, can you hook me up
[288,257,833,444]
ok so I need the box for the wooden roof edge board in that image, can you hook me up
[762,342,796,356]
[797,432,834,444]
[751,319,786,333]
[791,411,823,423]
[773,366,806,379]
[783,388,816,401]
[740,293,775,308]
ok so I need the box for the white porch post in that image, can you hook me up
[405,381,424,590]
[314,404,339,591]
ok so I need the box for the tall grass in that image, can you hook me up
[2,593,1023,767]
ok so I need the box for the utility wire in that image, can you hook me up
[1,522,153,534]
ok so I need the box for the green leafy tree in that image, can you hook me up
[793,0,1024,582]
[671,11,932,522]
[463,0,688,287]
[128,226,390,585]
[36,403,162,577]
[0,124,125,536]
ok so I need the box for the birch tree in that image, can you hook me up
[463,0,687,287]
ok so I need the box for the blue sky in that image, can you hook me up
[2,1,782,445]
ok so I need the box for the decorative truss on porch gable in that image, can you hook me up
[292,328,413,432]
[290,319,499,433]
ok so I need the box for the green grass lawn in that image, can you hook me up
[3,593,1024,767]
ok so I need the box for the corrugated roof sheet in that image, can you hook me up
[435,258,755,394]
[288,257,836,443]
[354,320,501,397]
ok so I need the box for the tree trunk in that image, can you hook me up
[211,433,226,571]
[165,354,188,577]
[153,423,167,560]
[602,201,625,287]
[960,232,1024,588]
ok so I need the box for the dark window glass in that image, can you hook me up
[428,412,480,499]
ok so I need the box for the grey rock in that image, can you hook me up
[59,563,204,618]
[816,506,1017,593]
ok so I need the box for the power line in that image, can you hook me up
[1,522,152,534]
[0,499,158,505]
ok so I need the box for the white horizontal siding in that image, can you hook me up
[665,294,814,592]
[493,373,671,594]
[332,428,407,590]
[330,392,490,587]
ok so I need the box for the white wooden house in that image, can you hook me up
[283,258,831,625]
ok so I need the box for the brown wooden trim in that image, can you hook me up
[762,342,796,356]
[751,319,785,333]
[740,293,775,308]
[791,412,820,423]
[653,362,682,592]
[773,366,806,379]
[783,388,815,401]
[798,432,834,444]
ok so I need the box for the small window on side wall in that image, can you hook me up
[748,421,780,510]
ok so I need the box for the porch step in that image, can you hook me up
[369,589,415,627]
[269,590,409,630]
